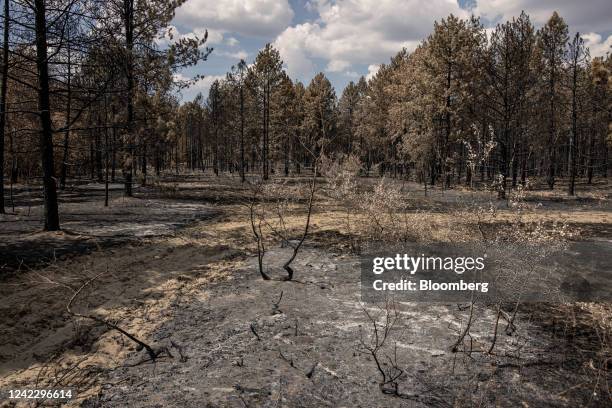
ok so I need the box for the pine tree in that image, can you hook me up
[485,13,535,198]
[536,11,569,189]
[207,80,224,176]
[252,44,284,179]
[423,15,483,187]
[567,33,588,195]
[270,73,300,176]
[0,0,9,214]
[338,81,362,154]
[302,73,337,165]
[227,59,249,182]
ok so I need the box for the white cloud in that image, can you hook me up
[273,0,467,81]
[366,64,380,81]
[583,33,612,58]
[172,0,612,99]
[474,0,612,33]
[274,23,318,79]
[174,0,294,38]
[158,25,223,46]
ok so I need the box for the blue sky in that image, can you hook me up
[167,0,612,102]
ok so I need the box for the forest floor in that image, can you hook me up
[0,173,611,407]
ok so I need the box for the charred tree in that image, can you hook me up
[34,0,60,230]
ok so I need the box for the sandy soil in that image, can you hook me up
[0,174,610,407]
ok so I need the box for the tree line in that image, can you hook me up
[177,11,610,199]
[0,7,611,230]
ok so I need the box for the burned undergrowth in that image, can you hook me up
[0,174,611,407]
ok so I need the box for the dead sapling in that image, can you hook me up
[246,156,320,281]
[271,290,283,315]
[358,299,410,398]
[451,293,478,354]
[281,155,319,281]
[249,322,261,341]
[246,181,270,280]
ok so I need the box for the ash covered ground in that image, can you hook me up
[1,174,610,407]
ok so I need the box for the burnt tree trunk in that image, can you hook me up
[111,104,117,182]
[0,0,9,214]
[60,23,71,190]
[240,84,245,182]
[123,0,134,196]
[568,57,578,195]
[35,0,60,230]
[96,113,103,182]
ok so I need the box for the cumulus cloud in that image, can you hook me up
[174,0,294,38]
[157,25,223,47]
[474,0,612,33]
[172,0,612,100]
[583,33,612,58]
[273,0,467,81]
[274,23,319,79]
[366,64,381,81]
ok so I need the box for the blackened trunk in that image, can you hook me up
[141,142,147,186]
[520,144,527,185]
[0,0,9,214]
[60,24,71,190]
[213,126,219,176]
[89,129,94,179]
[262,82,268,180]
[96,115,103,182]
[587,135,595,184]
[240,86,245,182]
[498,136,508,200]
[568,64,578,195]
[444,66,452,189]
[511,141,519,188]
[35,0,60,230]
[123,0,134,196]
[547,66,557,190]
[111,105,117,182]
